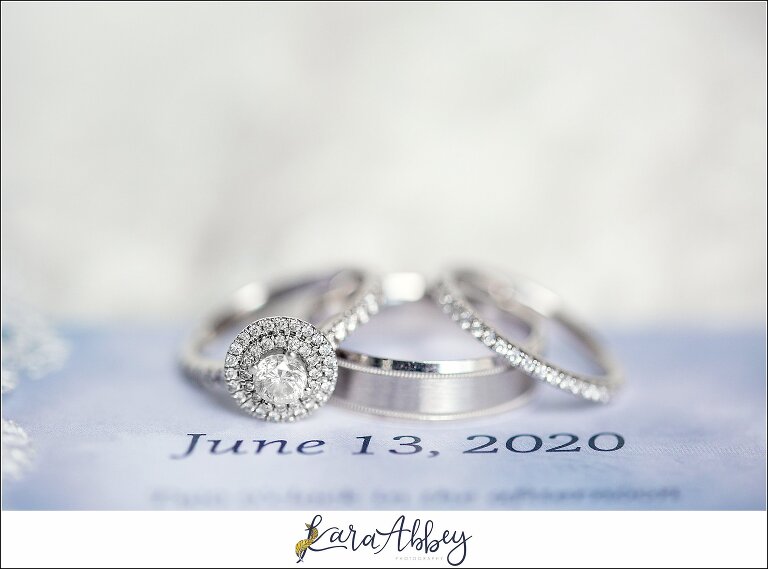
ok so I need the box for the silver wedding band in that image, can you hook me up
[332,272,541,420]
[434,269,624,403]
[179,268,623,421]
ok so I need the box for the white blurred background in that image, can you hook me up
[1,2,765,325]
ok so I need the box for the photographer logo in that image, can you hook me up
[294,514,471,566]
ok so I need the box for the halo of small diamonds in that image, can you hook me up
[434,281,615,403]
[223,317,338,422]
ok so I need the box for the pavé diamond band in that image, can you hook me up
[330,272,542,419]
[179,269,382,421]
[434,269,624,403]
[181,267,622,422]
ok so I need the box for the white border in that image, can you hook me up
[1,511,766,568]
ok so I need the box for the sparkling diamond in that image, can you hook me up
[252,353,308,406]
[583,384,599,401]
[523,357,538,374]
[233,390,247,404]
[223,307,369,422]
[507,347,522,366]
[365,294,379,314]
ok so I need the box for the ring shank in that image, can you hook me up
[334,369,536,420]
[436,269,623,403]
[332,272,540,419]
[179,270,378,388]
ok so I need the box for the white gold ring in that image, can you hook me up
[179,269,381,421]
[434,269,624,403]
[332,272,542,419]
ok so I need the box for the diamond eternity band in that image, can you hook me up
[434,269,624,403]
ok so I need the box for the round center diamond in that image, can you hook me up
[252,353,308,406]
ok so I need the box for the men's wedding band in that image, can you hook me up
[332,272,541,419]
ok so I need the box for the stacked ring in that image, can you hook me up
[179,269,382,422]
[179,267,624,421]
[332,272,541,419]
[433,269,624,403]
